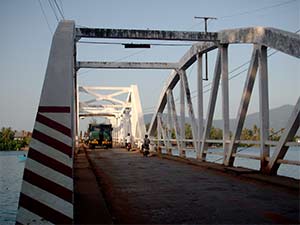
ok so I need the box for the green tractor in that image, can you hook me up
[88,124,113,149]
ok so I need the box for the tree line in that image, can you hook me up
[146,123,298,147]
[0,127,31,151]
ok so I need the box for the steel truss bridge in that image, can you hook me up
[16,20,299,224]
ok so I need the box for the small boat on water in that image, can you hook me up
[18,154,27,162]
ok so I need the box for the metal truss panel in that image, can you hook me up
[148,42,218,136]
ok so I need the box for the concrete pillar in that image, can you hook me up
[16,20,75,225]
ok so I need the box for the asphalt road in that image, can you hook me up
[86,148,299,224]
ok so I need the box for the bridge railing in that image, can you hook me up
[148,27,300,176]
[151,138,300,166]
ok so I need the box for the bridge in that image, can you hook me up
[16,20,299,224]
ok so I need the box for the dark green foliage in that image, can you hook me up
[0,127,30,151]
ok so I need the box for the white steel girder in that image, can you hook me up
[79,85,146,144]
[147,26,299,175]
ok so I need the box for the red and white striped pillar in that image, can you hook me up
[16,20,76,225]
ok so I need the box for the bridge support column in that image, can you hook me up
[16,20,75,225]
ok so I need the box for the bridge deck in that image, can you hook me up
[76,148,299,224]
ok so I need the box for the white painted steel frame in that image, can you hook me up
[199,49,221,160]
[224,46,259,166]
[78,85,146,145]
[77,61,179,69]
[167,89,183,154]
[147,27,299,175]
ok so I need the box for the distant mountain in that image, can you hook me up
[144,104,296,133]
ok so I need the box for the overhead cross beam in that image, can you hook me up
[76,28,218,41]
[77,61,179,69]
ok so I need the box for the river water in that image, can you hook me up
[0,151,26,225]
[0,147,299,224]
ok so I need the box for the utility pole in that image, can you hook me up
[194,16,217,80]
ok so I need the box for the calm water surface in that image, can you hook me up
[0,147,299,224]
[0,151,26,225]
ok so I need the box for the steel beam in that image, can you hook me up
[167,96,172,142]
[77,61,179,69]
[224,46,259,166]
[80,104,130,109]
[258,46,270,173]
[130,85,146,142]
[266,97,300,174]
[157,114,162,148]
[167,89,182,154]
[147,42,217,136]
[199,48,222,160]
[219,27,300,58]
[76,27,218,41]
[157,113,169,150]
[79,86,130,91]
[180,72,185,153]
[196,54,204,158]
[221,45,230,164]
[179,70,198,152]
[79,113,116,117]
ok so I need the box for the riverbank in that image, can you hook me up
[0,146,29,151]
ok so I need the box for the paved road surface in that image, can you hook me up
[87,148,299,224]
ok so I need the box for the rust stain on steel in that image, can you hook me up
[76,28,218,41]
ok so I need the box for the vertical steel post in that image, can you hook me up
[167,96,172,153]
[197,53,204,159]
[157,114,161,148]
[180,72,185,154]
[199,49,222,160]
[221,45,230,163]
[258,45,269,173]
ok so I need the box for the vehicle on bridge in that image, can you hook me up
[88,124,113,149]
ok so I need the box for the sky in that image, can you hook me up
[0,0,299,132]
